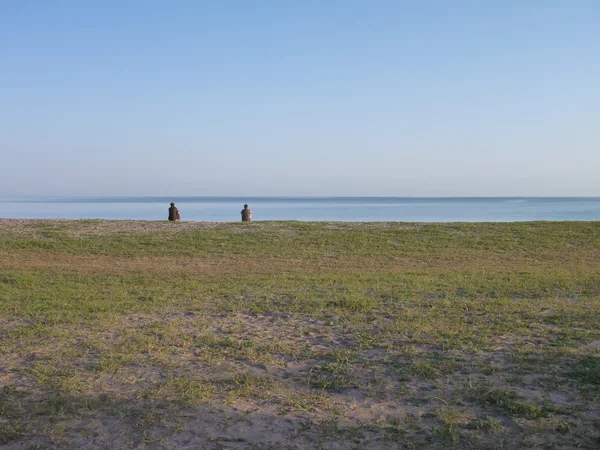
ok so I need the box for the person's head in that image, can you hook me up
[170,203,175,207]
[244,204,248,209]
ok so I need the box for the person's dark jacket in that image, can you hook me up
[168,206,180,221]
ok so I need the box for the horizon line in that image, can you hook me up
[2,195,600,200]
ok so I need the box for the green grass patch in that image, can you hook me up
[572,357,600,386]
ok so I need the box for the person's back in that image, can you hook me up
[241,204,252,222]
[168,203,180,221]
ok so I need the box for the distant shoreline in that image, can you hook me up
[1,217,599,223]
[0,218,598,233]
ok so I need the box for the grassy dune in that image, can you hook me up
[1,219,599,449]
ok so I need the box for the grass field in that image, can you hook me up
[1,219,599,449]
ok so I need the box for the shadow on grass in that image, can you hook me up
[2,349,600,450]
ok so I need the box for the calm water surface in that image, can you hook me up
[1,197,599,222]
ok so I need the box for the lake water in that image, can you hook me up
[1,197,599,222]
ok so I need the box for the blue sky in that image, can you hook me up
[1,0,598,196]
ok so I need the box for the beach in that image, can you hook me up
[1,219,599,448]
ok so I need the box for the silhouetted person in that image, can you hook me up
[168,203,180,221]
[241,204,252,222]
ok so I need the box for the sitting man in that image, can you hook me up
[168,202,181,221]
[241,204,252,222]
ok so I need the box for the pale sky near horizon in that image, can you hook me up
[1,1,599,197]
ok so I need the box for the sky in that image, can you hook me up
[1,0,599,197]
